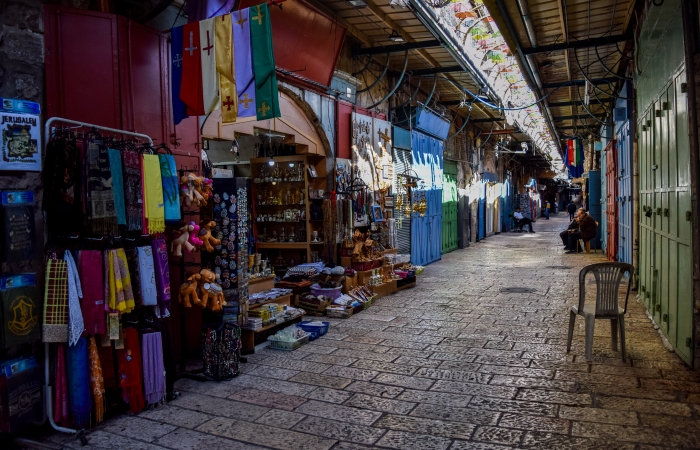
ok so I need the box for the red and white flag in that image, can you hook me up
[179,22,204,116]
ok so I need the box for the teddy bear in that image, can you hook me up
[170,223,194,257]
[192,176,207,207]
[178,273,201,307]
[199,220,221,252]
[197,269,226,311]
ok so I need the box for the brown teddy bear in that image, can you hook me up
[198,220,221,252]
[192,176,207,207]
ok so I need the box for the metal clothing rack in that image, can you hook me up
[42,117,154,442]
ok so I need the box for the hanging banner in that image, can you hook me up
[0,99,41,172]
[232,8,256,120]
[249,3,281,120]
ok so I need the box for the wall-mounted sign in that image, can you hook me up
[0,99,41,171]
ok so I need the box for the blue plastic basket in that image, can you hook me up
[297,321,329,337]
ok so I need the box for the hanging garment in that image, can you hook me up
[180,21,205,116]
[107,249,135,314]
[158,154,181,222]
[97,342,117,391]
[142,154,165,234]
[136,246,157,307]
[122,149,144,232]
[0,283,41,348]
[42,135,82,236]
[232,8,256,120]
[43,258,69,343]
[117,328,145,414]
[170,25,189,126]
[78,250,106,336]
[202,322,241,381]
[199,18,219,114]
[216,13,236,123]
[87,336,105,424]
[86,140,118,235]
[66,337,91,427]
[141,332,166,405]
[124,248,143,306]
[64,251,84,347]
[54,344,69,426]
[151,239,171,318]
[250,4,280,120]
[107,149,127,226]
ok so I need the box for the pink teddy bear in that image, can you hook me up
[188,222,204,250]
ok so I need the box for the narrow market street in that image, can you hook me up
[46,215,700,449]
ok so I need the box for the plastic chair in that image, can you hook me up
[566,262,634,362]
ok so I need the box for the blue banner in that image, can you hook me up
[171,26,189,125]
[232,8,256,119]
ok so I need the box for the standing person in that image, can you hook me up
[545,201,551,220]
[554,201,559,214]
[567,201,577,221]
[513,207,535,233]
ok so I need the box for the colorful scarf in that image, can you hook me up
[65,251,84,347]
[42,135,82,236]
[117,328,145,414]
[122,149,143,232]
[151,239,171,318]
[88,336,105,424]
[108,149,126,226]
[142,154,165,234]
[107,249,135,314]
[54,344,69,426]
[86,140,118,235]
[78,250,105,336]
[137,246,158,306]
[141,332,166,405]
[43,259,69,343]
[158,154,181,222]
[124,248,143,306]
[97,343,117,390]
[66,337,91,427]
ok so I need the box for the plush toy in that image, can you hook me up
[192,176,207,207]
[178,273,201,307]
[202,178,214,200]
[197,269,226,311]
[180,173,196,207]
[188,222,203,250]
[199,220,221,252]
[171,223,195,257]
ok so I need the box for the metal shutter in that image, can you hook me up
[393,147,412,255]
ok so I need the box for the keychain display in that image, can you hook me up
[1,191,36,263]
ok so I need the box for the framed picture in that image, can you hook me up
[384,196,394,208]
[307,166,318,178]
[385,210,393,219]
[371,205,384,222]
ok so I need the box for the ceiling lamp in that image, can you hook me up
[345,0,368,8]
[388,30,405,43]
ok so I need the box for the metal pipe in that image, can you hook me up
[44,117,154,146]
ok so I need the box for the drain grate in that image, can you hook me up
[545,265,573,269]
[499,287,537,294]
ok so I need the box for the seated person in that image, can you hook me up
[560,215,579,247]
[565,208,597,253]
[513,208,534,233]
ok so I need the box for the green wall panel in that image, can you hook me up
[442,161,458,254]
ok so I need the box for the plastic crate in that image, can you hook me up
[326,306,353,318]
[297,321,330,336]
[310,285,343,300]
[267,334,309,351]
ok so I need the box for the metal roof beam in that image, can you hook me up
[548,99,614,107]
[553,114,607,121]
[357,40,442,55]
[411,65,463,76]
[542,78,618,89]
[521,34,633,56]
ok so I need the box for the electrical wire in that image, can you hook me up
[447,102,474,140]
[594,45,631,80]
[573,48,634,100]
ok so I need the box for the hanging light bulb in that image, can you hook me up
[268,156,275,166]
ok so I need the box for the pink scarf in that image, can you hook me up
[78,250,106,336]
[54,344,69,425]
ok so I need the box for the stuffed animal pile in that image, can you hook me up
[178,268,226,311]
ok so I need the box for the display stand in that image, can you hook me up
[41,117,154,442]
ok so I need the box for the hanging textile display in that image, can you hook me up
[202,322,241,381]
[107,149,127,226]
[0,274,40,348]
[141,332,166,405]
[158,154,181,222]
[232,8,256,120]
[142,154,165,234]
[86,140,118,235]
[170,25,189,126]
[124,248,143,306]
[77,250,105,336]
[216,13,237,123]
[180,22,205,116]
[136,246,158,307]
[54,344,69,426]
[64,251,84,347]
[107,249,135,314]
[42,132,82,237]
[66,337,91,428]
[123,149,144,232]
[151,239,171,318]
[116,328,145,414]
[199,18,219,114]
[87,336,105,424]
[250,3,280,120]
[43,258,69,343]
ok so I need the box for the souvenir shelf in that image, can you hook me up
[250,154,327,268]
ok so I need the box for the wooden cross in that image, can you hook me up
[378,128,391,156]
[202,30,213,56]
[172,54,182,67]
[235,15,248,29]
[222,96,235,111]
[240,94,253,109]
[185,31,197,56]
[258,102,270,117]
[252,5,265,25]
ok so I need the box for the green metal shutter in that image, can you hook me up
[442,161,458,253]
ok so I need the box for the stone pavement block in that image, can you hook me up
[289,371,354,389]
[471,426,524,446]
[520,431,637,449]
[99,416,177,442]
[478,365,555,379]
[497,413,570,434]
[246,365,300,380]
[597,396,692,416]
[580,382,679,401]
[375,414,476,439]
[393,355,444,369]
[468,396,558,417]
[138,405,212,429]
[397,388,472,407]
[345,393,417,414]
[229,388,307,411]
[154,428,266,450]
[638,413,700,431]
[415,367,491,383]
[254,409,306,429]
[343,335,385,344]
[431,380,516,398]
[515,389,592,406]
[373,372,436,390]
[554,371,639,387]
[58,430,167,450]
[489,375,577,391]
[323,365,380,381]
[331,347,399,362]
[409,403,500,426]
[375,430,454,450]
[352,359,419,375]
[258,356,331,373]
[302,353,358,366]
[450,441,513,450]
[639,378,700,393]
[558,405,639,425]
[345,380,405,398]
[292,416,386,445]
[571,421,674,446]
[171,392,269,421]
[294,400,382,426]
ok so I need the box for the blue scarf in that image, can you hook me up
[158,154,181,222]
[108,149,126,226]
[66,337,91,427]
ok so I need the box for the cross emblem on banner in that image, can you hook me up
[185,32,197,56]
[258,102,270,117]
[222,96,235,111]
[240,94,253,109]
[202,30,213,56]
[252,5,265,25]
[235,15,248,29]
[173,54,182,67]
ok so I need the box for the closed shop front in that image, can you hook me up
[442,161,458,253]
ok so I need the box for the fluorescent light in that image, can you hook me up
[389,30,405,43]
[345,0,368,7]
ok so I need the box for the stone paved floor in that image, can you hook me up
[47,215,700,449]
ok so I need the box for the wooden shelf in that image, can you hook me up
[249,275,275,285]
[309,241,325,245]
[257,242,308,249]
[249,293,292,309]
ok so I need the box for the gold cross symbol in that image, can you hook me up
[240,94,253,109]
[258,102,271,117]
[252,5,264,25]
[235,15,247,29]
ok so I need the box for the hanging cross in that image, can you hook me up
[185,31,197,56]
[173,53,182,67]
[258,102,270,117]
[252,5,265,25]
[378,128,391,156]
[222,96,235,111]
[240,94,253,109]
[235,15,248,29]
[202,30,213,56]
